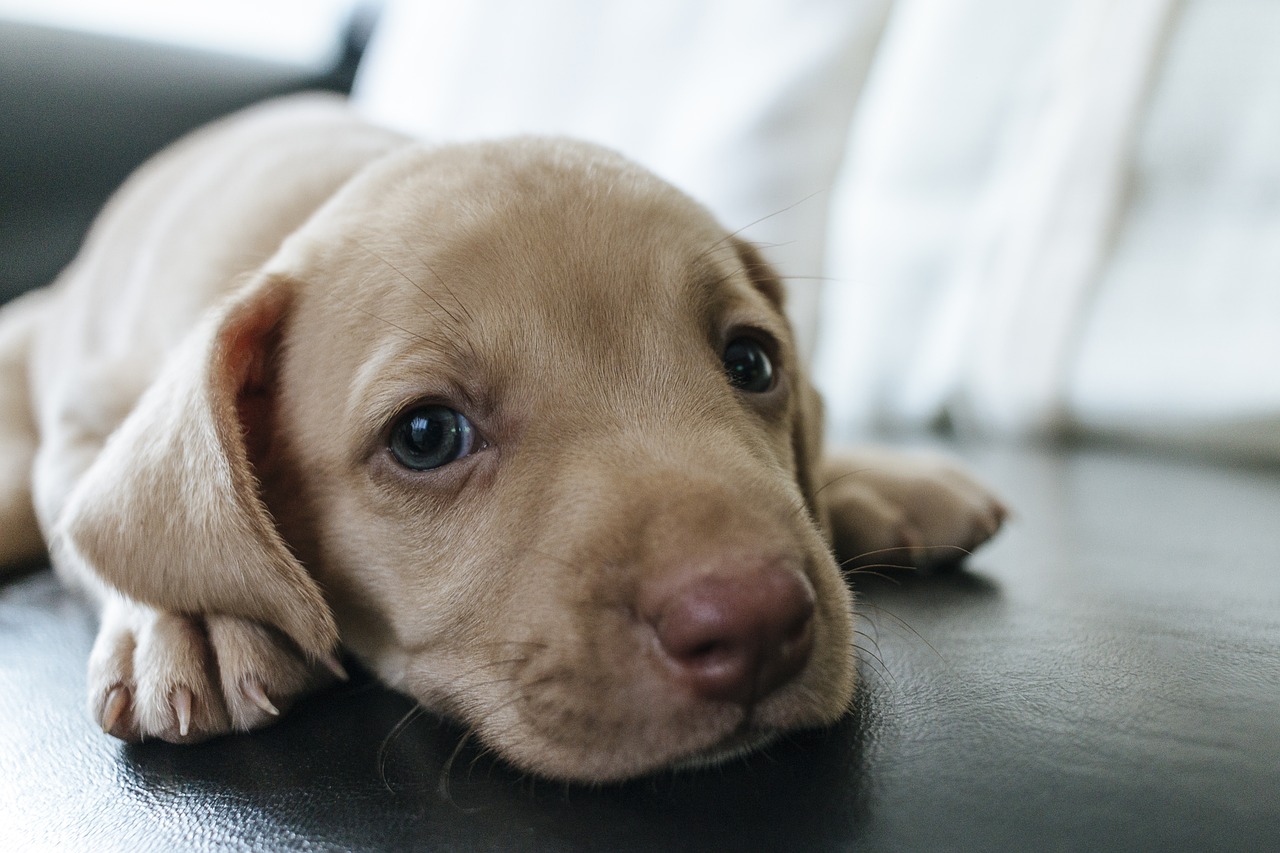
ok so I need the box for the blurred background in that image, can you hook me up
[2,0,1277,462]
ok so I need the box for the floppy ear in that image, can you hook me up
[789,371,833,536]
[60,273,339,659]
[731,237,831,534]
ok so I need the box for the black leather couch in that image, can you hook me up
[0,18,366,304]
[2,20,1277,853]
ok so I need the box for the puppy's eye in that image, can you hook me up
[723,338,774,393]
[389,406,478,471]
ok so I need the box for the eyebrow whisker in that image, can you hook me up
[320,279,435,346]
[400,241,478,327]
[697,189,828,264]
[353,239,469,333]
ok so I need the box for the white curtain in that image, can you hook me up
[817,0,1280,459]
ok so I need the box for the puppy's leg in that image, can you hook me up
[818,448,1007,570]
[0,290,51,571]
[90,594,339,742]
[36,410,337,741]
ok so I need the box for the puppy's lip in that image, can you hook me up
[669,726,782,773]
[670,687,822,773]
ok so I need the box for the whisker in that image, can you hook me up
[414,257,482,366]
[853,638,894,684]
[840,557,917,572]
[838,543,974,567]
[377,703,428,793]
[782,274,840,283]
[400,242,478,327]
[438,724,480,802]
[844,566,909,586]
[813,467,876,497]
[852,627,888,672]
[435,677,558,795]
[856,646,898,692]
[353,239,468,331]
[319,280,434,346]
[707,188,829,254]
[857,600,943,662]
[465,739,499,785]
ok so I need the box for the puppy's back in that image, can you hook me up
[22,95,408,542]
[40,95,407,368]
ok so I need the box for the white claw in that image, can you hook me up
[243,681,280,717]
[320,653,349,682]
[101,685,129,734]
[172,686,193,737]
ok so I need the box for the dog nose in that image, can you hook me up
[646,566,815,705]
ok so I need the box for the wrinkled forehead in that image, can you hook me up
[283,139,786,406]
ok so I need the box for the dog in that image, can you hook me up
[0,94,1005,783]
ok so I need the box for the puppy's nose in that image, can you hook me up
[646,566,815,705]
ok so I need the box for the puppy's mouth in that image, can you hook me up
[452,557,856,783]
[668,722,783,774]
[472,647,839,784]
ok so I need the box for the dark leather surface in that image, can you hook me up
[0,19,357,304]
[2,444,1277,851]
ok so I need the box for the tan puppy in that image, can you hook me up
[0,95,1004,783]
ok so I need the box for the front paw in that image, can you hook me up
[88,597,345,743]
[819,449,1007,570]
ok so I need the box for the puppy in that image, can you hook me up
[0,95,1004,783]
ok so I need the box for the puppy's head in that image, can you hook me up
[79,139,856,782]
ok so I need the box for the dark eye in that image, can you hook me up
[723,338,774,393]
[388,405,478,471]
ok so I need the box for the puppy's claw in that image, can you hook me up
[243,681,280,717]
[172,686,193,737]
[320,653,349,682]
[101,685,129,734]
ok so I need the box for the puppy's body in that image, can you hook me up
[26,97,405,545]
[0,95,1004,782]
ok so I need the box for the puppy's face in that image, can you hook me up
[261,141,855,782]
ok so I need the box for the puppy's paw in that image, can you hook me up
[818,449,1007,570]
[88,598,343,744]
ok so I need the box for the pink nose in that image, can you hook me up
[645,566,816,705]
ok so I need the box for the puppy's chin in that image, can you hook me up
[457,671,854,785]
[668,729,782,773]
[490,713,833,785]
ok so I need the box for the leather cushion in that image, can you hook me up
[1,445,1277,851]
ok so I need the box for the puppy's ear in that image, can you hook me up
[61,274,338,659]
[731,238,831,532]
[790,371,833,535]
